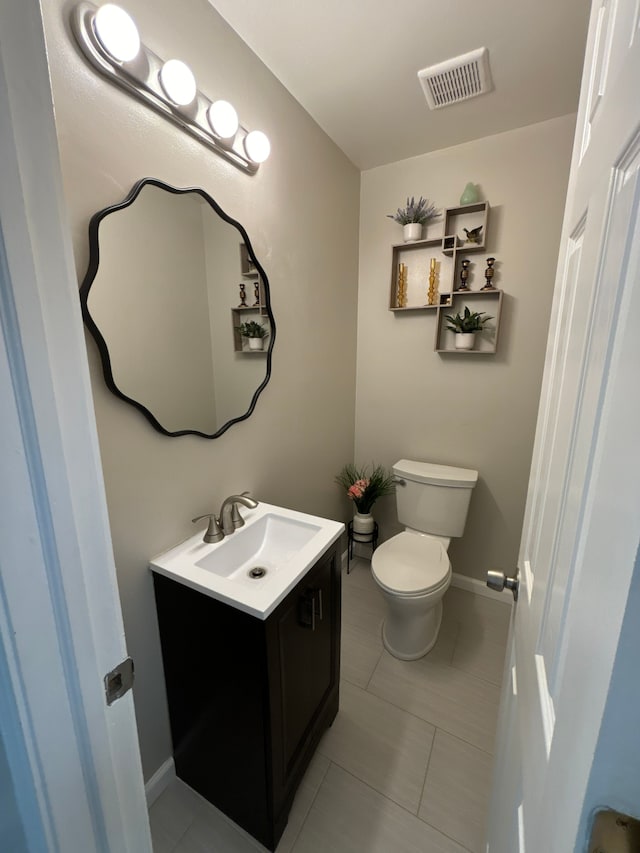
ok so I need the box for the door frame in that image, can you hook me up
[0,3,151,851]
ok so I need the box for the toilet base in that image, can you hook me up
[381,599,443,661]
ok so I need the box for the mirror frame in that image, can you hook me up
[79,177,275,439]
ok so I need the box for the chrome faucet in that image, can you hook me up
[219,493,258,535]
[192,492,258,544]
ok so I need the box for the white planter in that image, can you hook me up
[402,223,423,242]
[353,512,375,535]
[455,333,476,350]
[247,337,264,351]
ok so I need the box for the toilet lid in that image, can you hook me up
[372,533,450,595]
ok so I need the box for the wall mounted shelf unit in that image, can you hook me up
[388,201,503,354]
[232,243,269,352]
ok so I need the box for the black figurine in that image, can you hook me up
[253,282,260,307]
[238,283,248,307]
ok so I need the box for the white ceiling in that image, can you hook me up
[208,0,590,171]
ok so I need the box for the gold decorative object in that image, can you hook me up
[482,257,496,290]
[397,262,407,308]
[427,258,438,305]
[238,283,248,307]
[457,258,470,291]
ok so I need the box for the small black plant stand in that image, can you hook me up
[347,520,379,573]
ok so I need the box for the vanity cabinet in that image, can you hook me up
[153,543,341,851]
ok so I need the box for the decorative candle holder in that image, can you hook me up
[427,258,438,305]
[253,282,260,306]
[457,258,470,291]
[482,257,496,290]
[238,283,248,307]
[397,263,407,308]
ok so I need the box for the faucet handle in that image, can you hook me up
[192,513,224,544]
[231,504,245,529]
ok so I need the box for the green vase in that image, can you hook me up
[460,183,479,205]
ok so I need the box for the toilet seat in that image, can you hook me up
[371,532,451,597]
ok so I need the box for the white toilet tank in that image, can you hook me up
[393,459,478,538]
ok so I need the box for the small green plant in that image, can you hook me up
[445,306,493,333]
[239,321,269,339]
[387,196,440,225]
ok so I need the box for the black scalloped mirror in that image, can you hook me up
[79,178,275,438]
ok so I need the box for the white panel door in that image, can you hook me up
[487,0,640,850]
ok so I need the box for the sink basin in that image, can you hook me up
[150,502,344,619]
[195,513,322,579]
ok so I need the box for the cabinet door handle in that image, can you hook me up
[315,589,323,621]
[299,590,316,630]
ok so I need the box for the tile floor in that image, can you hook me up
[149,557,511,853]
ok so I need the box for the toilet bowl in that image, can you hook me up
[371,459,478,661]
[372,531,451,660]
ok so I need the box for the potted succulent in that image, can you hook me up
[444,306,493,350]
[387,196,440,242]
[239,320,269,351]
[335,463,395,534]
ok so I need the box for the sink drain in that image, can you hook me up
[248,567,268,579]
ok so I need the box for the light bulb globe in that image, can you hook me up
[94,4,140,63]
[243,130,271,164]
[207,100,239,140]
[159,59,197,106]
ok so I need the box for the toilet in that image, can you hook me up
[371,459,478,660]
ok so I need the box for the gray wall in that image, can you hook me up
[42,0,360,780]
[356,115,575,581]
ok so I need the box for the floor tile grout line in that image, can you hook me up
[371,651,505,696]
[361,684,497,757]
[287,760,333,853]
[416,725,437,819]
[446,658,503,688]
[415,813,476,853]
[324,763,475,850]
[339,674,445,730]
[364,646,384,691]
[150,787,198,853]
[168,816,195,853]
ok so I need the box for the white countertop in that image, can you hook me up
[149,502,345,619]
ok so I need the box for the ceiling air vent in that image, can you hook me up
[418,47,493,110]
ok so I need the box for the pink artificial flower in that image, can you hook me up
[347,478,370,500]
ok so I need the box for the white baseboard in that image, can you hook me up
[145,756,175,808]
[451,572,509,603]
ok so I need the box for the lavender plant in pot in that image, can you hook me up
[444,306,493,350]
[387,196,440,242]
[335,463,395,534]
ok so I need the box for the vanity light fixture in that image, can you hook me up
[71,2,270,173]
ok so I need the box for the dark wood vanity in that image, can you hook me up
[153,543,341,851]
